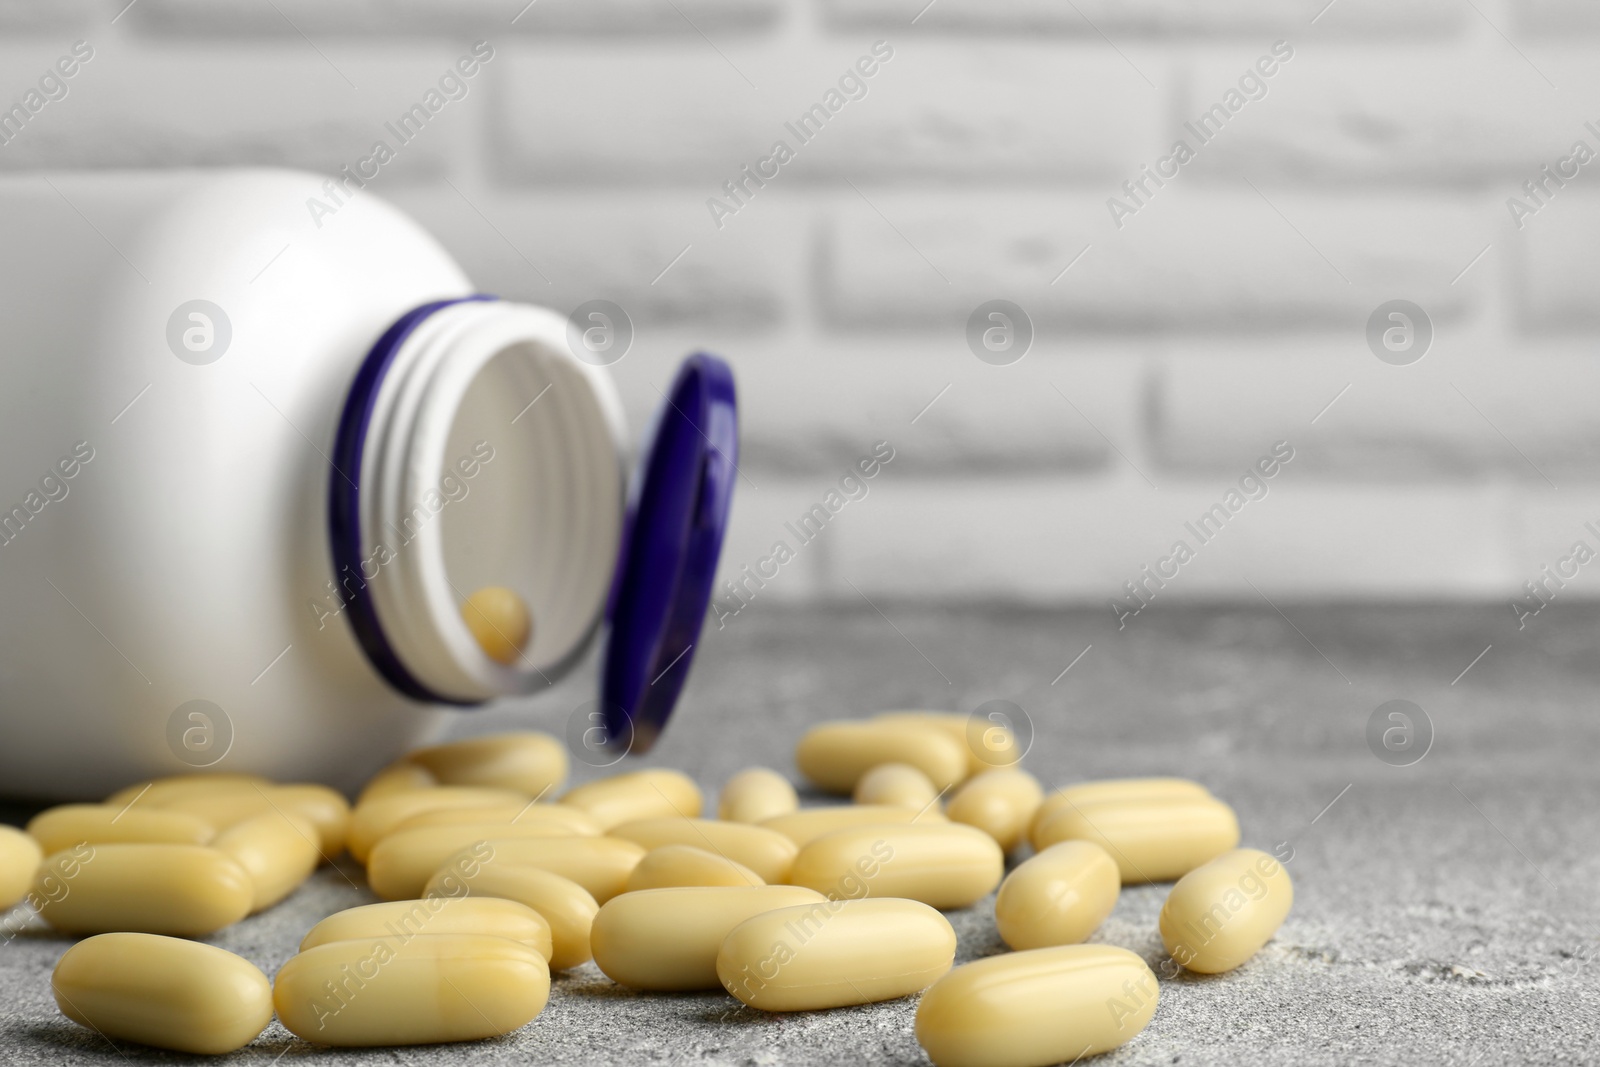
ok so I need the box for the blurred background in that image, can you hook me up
[2,0,1595,618]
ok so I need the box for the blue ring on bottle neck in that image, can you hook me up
[327,295,496,707]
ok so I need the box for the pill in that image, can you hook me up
[915,945,1159,1067]
[150,785,347,854]
[302,898,554,963]
[213,812,322,912]
[461,586,533,666]
[439,835,645,903]
[104,773,271,809]
[347,786,528,863]
[1030,777,1210,849]
[719,897,956,1011]
[425,864,598,971]
[367,821,589,901]
[877,710,1021,775]
[560,769,703,830]
[33,844,253,936]
[273,933,549,1046]
[405,731,567,796]
[155,790,286,835]
[53,933,272,1055]
[795,721,968,794]
[270,784,352,856]
[1032,795,1240,883]
[760,804,946,848]
[590,886,825,991]
[789,823,1004,910]
[853,763,941,810]
[357,762,437,803]
[1160,848,1293,973]
[947,769,1044,854]
[717,767,799,824]
[0,824,43,910]
[625,845,765,891]
[994,842,1120,950]
[608,818,798,884]
[26,804,211,858]
[396,802,600,836]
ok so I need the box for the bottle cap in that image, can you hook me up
[600,352,738,753]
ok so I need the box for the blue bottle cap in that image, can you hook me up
[600,353,738,754]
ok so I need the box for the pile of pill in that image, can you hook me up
[1,712,1292,1064]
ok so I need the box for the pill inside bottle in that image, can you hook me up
[460,586,533,666]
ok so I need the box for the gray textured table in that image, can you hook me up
[3,603,1596,1064]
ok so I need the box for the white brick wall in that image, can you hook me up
[3,0,1598,617]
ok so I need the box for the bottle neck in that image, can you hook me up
[329,298,628,705]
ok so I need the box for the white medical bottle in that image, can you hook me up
[0,169,736,799]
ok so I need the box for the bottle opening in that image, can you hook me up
[331,298,626,705]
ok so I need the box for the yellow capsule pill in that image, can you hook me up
[625,845,765,891]
[789,823,1003,910]
[994,842,1120,951]
[760,804,946,848]
[214,812,322,913]
[590,886,826,991]
[27,804,214,856]
[424,863,598,971]
[1030,777,1211,849]
[302,898,553,963]
[367,822,588,901]
[273,933,549,1047]
[947,769,1044,854]
[853,763,941,810]
[53,933,272,1055]
[357,762,438,803]
[347,787,529,863]
[608,818,798,884]
[461,586,533,666]
[396,803,600,836]
[440,835,645,903]
[717,767,799,824]
[915,946,1159,1067]
[1160,848,1293,974]
[155,790,286,835]
[0,824,43,910]
[150,783,344,855]
[718,898,956,1011]
[33,844,253,936]
[795,721,968,794]
[1033,795,1240,884]
[560,769,703,830]
[104,773,271,809]
[876,710,1021,775]
[271,784,352,856]
[405,731,567,796]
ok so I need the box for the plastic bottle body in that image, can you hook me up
[0,169,623,799]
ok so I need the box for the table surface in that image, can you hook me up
[3,603,1596,1065]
